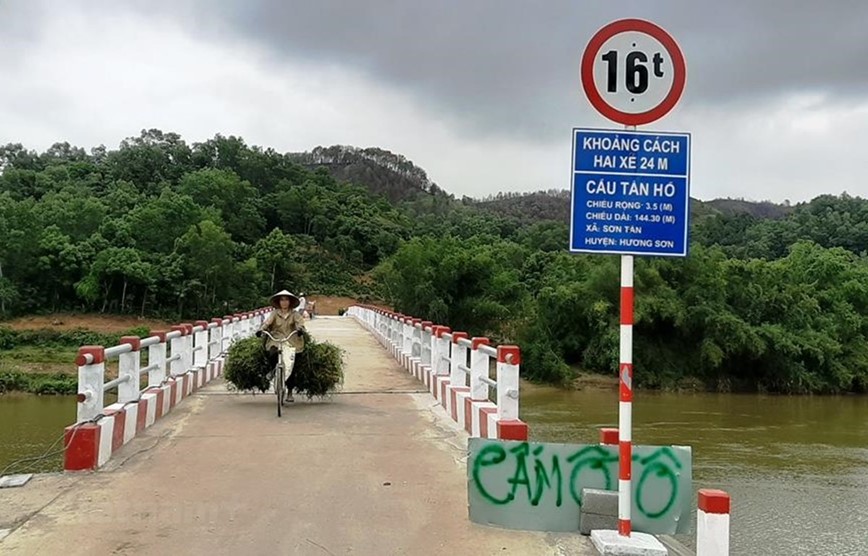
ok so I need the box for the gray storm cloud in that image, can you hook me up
[1,0,867,202]
[141,0,868,142]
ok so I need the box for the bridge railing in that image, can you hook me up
[65,307,269,471]
[347,305,528,441]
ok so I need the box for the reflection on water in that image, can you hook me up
[522,386,868,556]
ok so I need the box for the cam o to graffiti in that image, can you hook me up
[471,442,682,520]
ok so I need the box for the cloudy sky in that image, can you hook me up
[1,1,867,202]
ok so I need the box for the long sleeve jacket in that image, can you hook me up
[259,310,305,353]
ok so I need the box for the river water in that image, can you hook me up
[522,386,868,556]
[2,390,867,554]
[0,394,76,474]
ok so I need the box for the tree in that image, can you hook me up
[178,169,264,243]
[176,220,238,314]
[253,228,303,291]
[124,189,207,254]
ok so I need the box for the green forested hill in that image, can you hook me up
[0,131,409,317]
[2,130,867,394]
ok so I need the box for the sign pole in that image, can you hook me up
[619,254,634,538]
[619,122,636,537]
[577,17,686,553]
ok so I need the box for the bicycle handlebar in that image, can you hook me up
[259,329,301,342]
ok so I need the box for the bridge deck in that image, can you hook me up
[0,317,594,555]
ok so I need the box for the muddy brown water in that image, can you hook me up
[522,386,868,556]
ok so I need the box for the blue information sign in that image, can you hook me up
[570,127,691,257]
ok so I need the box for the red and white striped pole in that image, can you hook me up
[619,253,634,537]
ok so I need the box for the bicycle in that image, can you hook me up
[258,329,300,417]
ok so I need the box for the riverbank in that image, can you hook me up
[0,314,164,396]
[539,371,868,396]
[0,342,79,395]
[0,371,76,395]
[564,365,713,394]
[0,313,173,333]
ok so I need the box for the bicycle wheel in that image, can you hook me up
[276,363,285,417]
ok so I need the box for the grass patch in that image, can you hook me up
[0,326,147,384]
[0,344,78,366]
[0,370,77,395]
[0,325,153,350]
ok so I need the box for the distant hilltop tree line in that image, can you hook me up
[289,145,448,201]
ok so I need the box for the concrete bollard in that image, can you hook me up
[697,489,730,556]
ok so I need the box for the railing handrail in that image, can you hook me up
[346,304,522,424]
[73,307,272,423]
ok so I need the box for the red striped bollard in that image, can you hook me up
[697,489,731,555]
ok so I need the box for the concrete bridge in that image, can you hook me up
[0,306,729,555]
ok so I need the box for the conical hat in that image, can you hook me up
[270,290,300,309]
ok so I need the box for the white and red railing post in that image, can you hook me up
[209,319,223,361]
[401,316,412,368]
[74,346,106,424]
[467,337,493,436]
[117,336,141,404]
[445,331,469,420]
[194,321,209,368]
[431,325,451,399]
[222,315,234,352]
[408,318,422,378]
[495,345,527,440]
[697,489,731,556]
[147,331,168,388]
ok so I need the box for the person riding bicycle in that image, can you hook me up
[256,289,306,403]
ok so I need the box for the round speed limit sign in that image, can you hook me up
[581,19,686,126]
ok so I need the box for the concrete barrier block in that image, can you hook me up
[582,488,618,516]
[63,423,100,471]
[580,512,619,536]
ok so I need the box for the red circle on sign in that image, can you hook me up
[581,19,686,126]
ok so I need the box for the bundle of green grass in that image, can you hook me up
[223,332,344,399]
